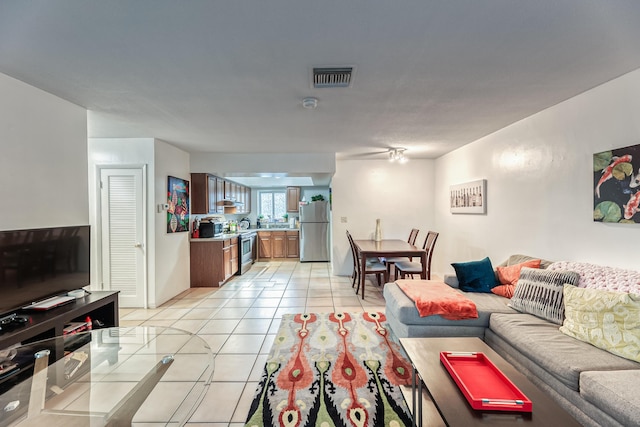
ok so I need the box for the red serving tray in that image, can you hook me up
[440,351,532,412]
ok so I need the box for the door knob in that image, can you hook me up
[134,242,143,248]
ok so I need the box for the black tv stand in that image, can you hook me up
[0,313,29,334]
[0,291,119,350]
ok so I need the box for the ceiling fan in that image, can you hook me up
[342,147,408,162]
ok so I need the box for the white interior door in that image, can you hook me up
[100,168,146,308]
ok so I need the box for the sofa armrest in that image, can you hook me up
[444,274,459,288]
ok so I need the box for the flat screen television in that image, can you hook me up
[0,225,90,317]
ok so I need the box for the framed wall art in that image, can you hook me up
[594,143,640,223]
[167,176,190,233]
[450,179,486,214]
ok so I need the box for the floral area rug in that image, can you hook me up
[244,312,413,427]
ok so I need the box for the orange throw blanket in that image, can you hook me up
[396,279,479,320]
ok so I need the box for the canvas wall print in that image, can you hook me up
[167,176,189,233]
[450,179,486,214]
[594,143,640,223]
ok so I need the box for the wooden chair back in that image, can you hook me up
[422,231,439,279]
[408,228,419,245]
[346,231,359,275]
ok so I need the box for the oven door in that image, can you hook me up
[241,238,252,262]
[239,234,255,274]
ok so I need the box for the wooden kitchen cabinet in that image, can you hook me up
[215,177,225,213]
[258,231,272,259]
[190,237,238,287]
[286,231,299,258]
[272,231,286,258]
[257,230,299,259]
[191,173,223,214]
[287,186,301,212]
[242,186,251,213]
[193,174,251,215]
[222,180,251,214]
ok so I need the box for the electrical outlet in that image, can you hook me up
[341,216,348,223]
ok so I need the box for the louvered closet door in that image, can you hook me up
[100,168,145,308]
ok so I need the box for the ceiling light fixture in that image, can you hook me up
[302,97,318,109]
[388,148,408,163]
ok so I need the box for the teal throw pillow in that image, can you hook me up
[451,257,497,293]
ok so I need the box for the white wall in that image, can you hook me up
[154,140,191,306]
[331,159,436,276]
[0,72,88,230]
[88,138,190,308]
[434,68,640,276]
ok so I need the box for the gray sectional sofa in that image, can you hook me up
[382,255,640,427]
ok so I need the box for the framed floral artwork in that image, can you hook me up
[167,176,189,233]
[594,143,640,223]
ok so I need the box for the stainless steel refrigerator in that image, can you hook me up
[299,200,330,262]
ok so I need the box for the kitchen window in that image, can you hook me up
[259,191,286,220]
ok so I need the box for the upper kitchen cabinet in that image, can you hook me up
[241,185,251,213]
[287,186,300,212]
[215,177,225,212]
[191,173,223,214]
[224,180,251,214]
[191,173,251,215]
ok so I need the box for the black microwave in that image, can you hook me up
[199,221,223,238]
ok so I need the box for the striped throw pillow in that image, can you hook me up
[508,267,580,324]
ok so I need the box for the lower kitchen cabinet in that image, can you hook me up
[272,231,286,258]
[258,231,272,259]
[258,230,299,260]
[286,231,299,258]
[190,238,238,287]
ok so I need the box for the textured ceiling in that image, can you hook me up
[2,1,640,161]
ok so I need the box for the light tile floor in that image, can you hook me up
[119,261,387,426]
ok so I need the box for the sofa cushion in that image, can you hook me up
[451,257,497,293]
[444,254,552,290]
[497,254,554,269]
[496,258,541,285]
[383,281,514,328]
[491,284,515,298]
[509,267,579,324]
[489,313,640,391]
[561,285,640,362]
[581,370,640,427]
[548,261,640,293]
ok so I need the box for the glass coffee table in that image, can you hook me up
[0,326,214,426]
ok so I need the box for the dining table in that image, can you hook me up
[353,239,426,299]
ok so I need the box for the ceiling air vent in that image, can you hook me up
[312,66,354,88]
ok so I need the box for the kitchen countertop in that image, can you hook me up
[190,234,239,242]
[191,227,299,242]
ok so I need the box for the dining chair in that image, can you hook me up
[346,231,358,288]
[346,231,386,294]
[394,230,439,280]
[383,228,420,280]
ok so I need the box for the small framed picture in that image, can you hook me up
[450,179,486,214]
